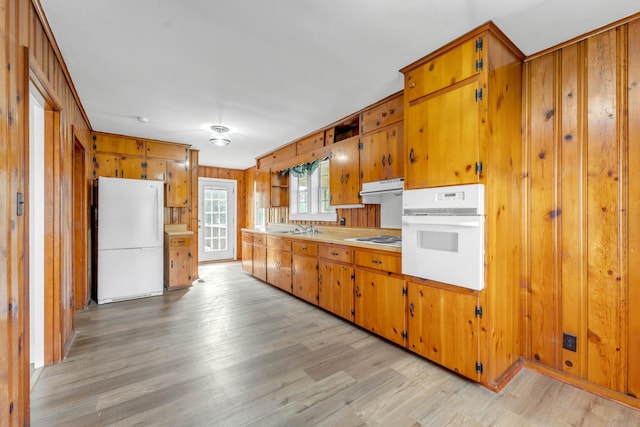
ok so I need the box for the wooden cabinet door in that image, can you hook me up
[146,159,166,182]
[329,135,361,205]
[252,242,267,282]
[360,122,404,183]
[119,155,145,179]
[407,281,480,381]
[354,269,406,346]
[405,81,480,189]
[166,236,192,289]
[93,134,145,156]
[93,153,120,178]
[404,37,480,102]
[267,248,292,292]
[318,261,354,321]
[165,160,189,207]
[241,233,253,274]
[292,254,318,305]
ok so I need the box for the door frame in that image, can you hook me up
[198,177,237,262]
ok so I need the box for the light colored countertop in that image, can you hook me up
[241,225,401,253]
[164,224,193,237]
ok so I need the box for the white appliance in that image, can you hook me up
[402,184,485,290]
[359,178,404,228]
[97,177,164,304]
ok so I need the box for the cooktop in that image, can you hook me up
[343,235,402,247]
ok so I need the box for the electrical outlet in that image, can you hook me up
[562,333,577,352]
[339,217,346,226]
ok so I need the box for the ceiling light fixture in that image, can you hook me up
[209,125,231,146]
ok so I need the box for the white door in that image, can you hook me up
[199,178,236,262]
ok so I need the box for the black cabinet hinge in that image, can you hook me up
[402,331,408,340]
[9,401,14,414]
[351,309,355,316]
[475,305,483,318]
[476,361,484,374]
[8,302,13,313]
[17,192,24,216]
[475,162,483,175]
[475,38,483,52]
[358,142,363,150]
[402,287,407,296]
[92,156,97,163]
[351,272,355,280]
[316,263,319,271]
[141,174,148,179]
[142,162,148,168]
[475,58,484,72]
[475,88,483,102]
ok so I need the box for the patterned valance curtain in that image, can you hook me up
[281,157,328,178]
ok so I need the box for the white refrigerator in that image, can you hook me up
[97,177,164,304]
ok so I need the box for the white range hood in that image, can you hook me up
[359,178,404,201]
[360,178,404,228]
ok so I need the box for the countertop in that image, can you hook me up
[241,225,401,253]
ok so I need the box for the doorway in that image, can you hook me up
[29,84,45,369]
[198,178,237,262]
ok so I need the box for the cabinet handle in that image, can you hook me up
[409,148,416,163]
[355,285,361,297]
[170,260,174,268]
[115,169,119,177]
[389,108,395,115]
[387,154,392,165]
[408,82,416,88]
[409,302,414,318]
[381,155,386,166]
[318,273,323,285]
[371,259,382,265]
[331,251,339,257]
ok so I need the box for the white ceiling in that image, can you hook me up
[40,0,639,169]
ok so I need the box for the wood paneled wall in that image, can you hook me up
[1,0,92,423]
[523,16,640,400]
[199,165,247,260]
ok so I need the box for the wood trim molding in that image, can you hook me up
[30,0,91,126]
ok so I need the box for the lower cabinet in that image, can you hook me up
[252,234,267,282]
[354,268,406,346]
[292,241,318,305]
[267,236,292,293]
[318,244,355,322]
[406,280,481,381]
[164,233,193,289]
[241,232,253,274]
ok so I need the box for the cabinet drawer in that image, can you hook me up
[360,94,404,134]
[253,234,266,246]
[354,250,401,274]
[242,232,253,244]
[168,236,191,248]
[267,236,291,252]
[292,241,318,256]
[319,244,353,264]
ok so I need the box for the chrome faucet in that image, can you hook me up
[293,225,318,235]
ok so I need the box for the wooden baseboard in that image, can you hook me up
[484,358,524,392]
[522,359,640,411]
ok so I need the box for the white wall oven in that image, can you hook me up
[401,184,485,290]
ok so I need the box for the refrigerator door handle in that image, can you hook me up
[155,188,160,242]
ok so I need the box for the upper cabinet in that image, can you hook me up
[360,122,404,183]
[91,132,192,207]
[359,93,404,183]
[329,135,361,206]
[402,28,520,189]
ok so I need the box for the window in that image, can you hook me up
[290,159,336,221]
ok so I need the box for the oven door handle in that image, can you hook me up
[402,216,482,228]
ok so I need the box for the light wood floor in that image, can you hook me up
[31,262,640,426]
